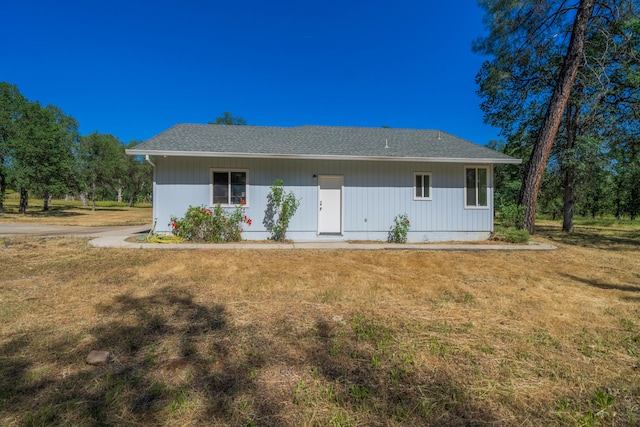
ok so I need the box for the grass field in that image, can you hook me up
[0,197,151,226]
[0,202,640,426]
[0,203,639,425]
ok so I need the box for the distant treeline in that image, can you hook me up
[0,82,152,213]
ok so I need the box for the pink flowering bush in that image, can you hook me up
[170,203,251,242]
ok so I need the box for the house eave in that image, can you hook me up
[125,149,522,164]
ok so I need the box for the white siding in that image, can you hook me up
[152,157,494,242]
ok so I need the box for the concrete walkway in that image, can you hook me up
[0,223,557,251]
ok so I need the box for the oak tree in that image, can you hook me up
[0,82,27,212]
[78,133,127,211]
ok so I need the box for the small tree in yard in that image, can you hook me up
[264,179,300,242]
[388,214,410,243]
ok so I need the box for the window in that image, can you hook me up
[465,167,488,208]
[414,172,432,200]
[211,170,248,205]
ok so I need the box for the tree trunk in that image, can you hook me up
[91,181,96,212]
[80,192,88,207]
[562,168,575,232]
[518,0,595,234]
[0,171,5,214]
[43,190,50,212]
[0,154,6,213]
[19,187,28,214]
[562,102,579,233]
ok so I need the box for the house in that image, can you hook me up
[126,124,521,242]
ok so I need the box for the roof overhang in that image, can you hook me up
[125,149,522,164]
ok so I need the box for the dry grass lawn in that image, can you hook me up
[0,221,639,425]
[0,198,151,226]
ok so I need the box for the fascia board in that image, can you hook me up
[125,149,522,164]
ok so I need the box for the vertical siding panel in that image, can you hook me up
[302,159,312,233]
[355,161,360,234]
[429,162,435,231]
[390,163,402,230]
[370,161,378,232]
[401,162,410,217]
[390,162,398,221]
[378,162,385,229]
[290,159,300,230]
[436,162,443,231]
[349,161,359,231]
[344,160,351,231]
[306,158,318,232]
[385,162,392,224]
[361,161,367,234]
[434,162,442,232]
[449,163,458,231]
[424,161,432,232]
[389,161,397,228]
[447,163,458,231]
[443,163,452,231]
[455,163,463,231]
[454,163,461,230]
[358,160,366,231]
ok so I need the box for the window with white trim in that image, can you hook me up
[211,170,248,205]
[414,172,432,200]
[465,167,488,208]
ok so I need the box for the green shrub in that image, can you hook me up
[170,204,251,242]
[492,227,530,244]
[388,214,410,243]
[264,179,300,242]
[503,228,530,243]
[497,203,525,229]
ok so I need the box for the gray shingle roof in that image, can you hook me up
[126,124,521,164]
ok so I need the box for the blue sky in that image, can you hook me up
[3,1,498,145]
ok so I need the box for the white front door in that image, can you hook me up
[318,175,343,234]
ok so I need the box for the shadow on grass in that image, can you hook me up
[536,225,640,250]
[562,273,640,293]
[74,207,129,212]
[0,287,270,426]
[303,317,498,426]
[0,288,500,426]
[1,205,131,217]
[0,205,86,218]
